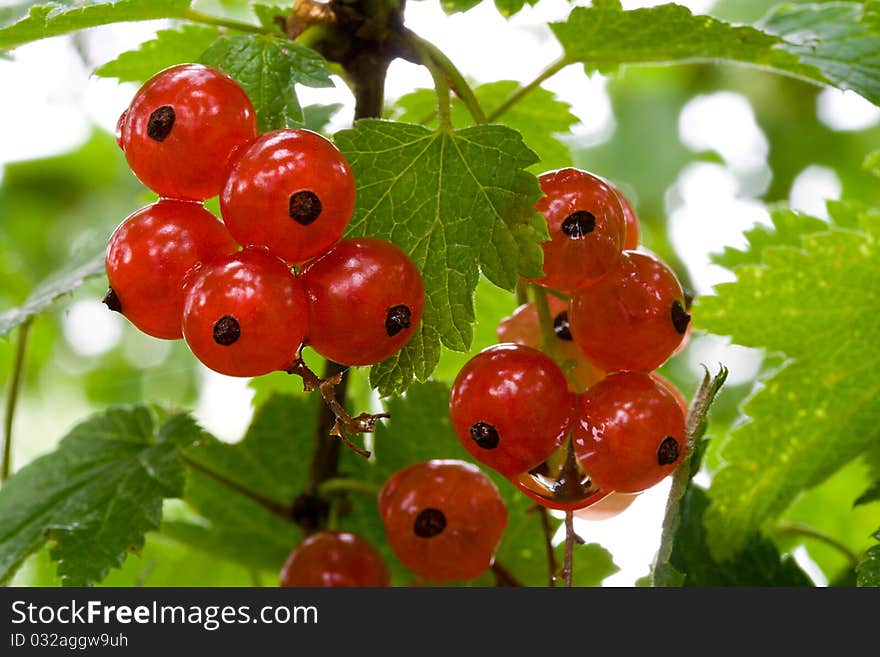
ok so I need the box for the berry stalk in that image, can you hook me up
[2,319,32,483]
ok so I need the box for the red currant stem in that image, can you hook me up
[491,561,523,587]
[317,477,381,498]
[486,56,568,123]
[563,510,575,588]
[653,364,728,584]
[2,319,32,483]
[515,279,529,306]
[535,504,559,586]
[180,453,293,520]
[287,354,385,460]
[772,522,860,569]
[182,9,273,35]
[531,284,583,391]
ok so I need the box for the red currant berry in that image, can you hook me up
[573,372,687,494]
[450,344,574,477]
[528,168,626,292]
[379,460,507,583]
[574,492,639,521]
[651,373,689,417]
[117,64,257,200]
[569,250,691,372]
[496,299,604,390]
[181,248,308,377]
[300,237,424,366]
[220,129,356,264]
[104,200,238,340]
[610,183,640,251]
[279,532,389,587]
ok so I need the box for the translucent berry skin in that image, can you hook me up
[497,298,605,390]
[529,168,626,292]
[181,248,307,377]
[611,184,640,251]
[378,460,507,583]
[220,129,356,264]
[279,532,389,588]
[300,237,424,366]
[104,200,238,340]
[117,64,257,200]
[574,492,639,521]
[651,373,689,417]
[449,344,574,478]
[573,372,687,494]
[569,250,691,372]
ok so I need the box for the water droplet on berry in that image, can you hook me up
[469,421,499,450]
[670,300,691,334]
[413,508,447,538]
[147,105,175,142]
[213,315,241,346]
[561,211,596,239]
[657,436,680,465]
[553,310,573,341]
[385,304,411,337]
[288,190,323,225]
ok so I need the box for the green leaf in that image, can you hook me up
[438,0,537,18]
[698,210,880,560]
[553,542,619,587]
[0,0,193,51]
[94,24,220,83]
[0,247,104,338]
[550,2,880,105]
[663,486,813,586]
[0,407,203,586]
[856,480,880,506]
[393,80,578,171]
[334,120,547,395]
[252,4,287,32]
[857,542,880,586]
[713,208,827,270]
[200,34,333,132]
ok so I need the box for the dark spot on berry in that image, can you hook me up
[658,436,680,466]
[413,508,446,538]
[213,315,241,346]
[385,305,411,337]
[290,493,330,531]
[553,311,573,341]
[102,287,122,313]
[561,211,596,239]
[147,105,175,142]
[671,300,691,335]
[470,421,499,449]
[289,190,322,225]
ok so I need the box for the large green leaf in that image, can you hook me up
[858,539,880,586]
[0,407,203,585]
[334,120,547,395]
[697,208,880,560]
[0,0,193,51]
[94,24,220,83]
[200,34,333,132]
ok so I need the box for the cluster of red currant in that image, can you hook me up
[281,460,506,586]
[105,63,424,376]
[451,168,692,515]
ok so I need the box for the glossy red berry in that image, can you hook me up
[181,248,308,377]
[379,460,507,583]
[279,532,390,587]
[300,237,424,366]
[220,129,356,264]
[450,344,574,478]
[611,183,640,251]
[117,64,257,200]
[574,492,639,521]
[529,168,626,292]
[573,372,687,494]
[104,200,238,339]
[651,373,689,417]
[569,250,691,372]
[496,298,604,390]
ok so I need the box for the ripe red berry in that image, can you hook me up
[299,237,424,366]
[528,168,626,292]
[611,183,640,251]
[279,532,390,587]
[573,372,687,494]
[378,460,507,583]
[220,129,356,264]
[569,250,691,372]
[496,298,604,390]
[117,64,257,200]
[574,492,639,521]
[104,200,238,339]
[449,344,574,477]
[651,373,689,417]
[181,248,308,377]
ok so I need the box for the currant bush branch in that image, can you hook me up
[486,56,568,123]
[2,318,32,483]
[182,9,273,35]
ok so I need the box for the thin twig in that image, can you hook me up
[563,510,575,587]
[2,319,32,483]
[317,477,381,498]
[774,521,860,569]
[486,57,568,122]
[182,9,272,34]
[534,504,558,586]
[491,561,523,587]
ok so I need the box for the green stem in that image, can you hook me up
[182,9,273,35]
[317,477,380,498]
[531,285,563,363]
[486,56,568,123]
[773,522,860,569]
[2,319,32,483]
